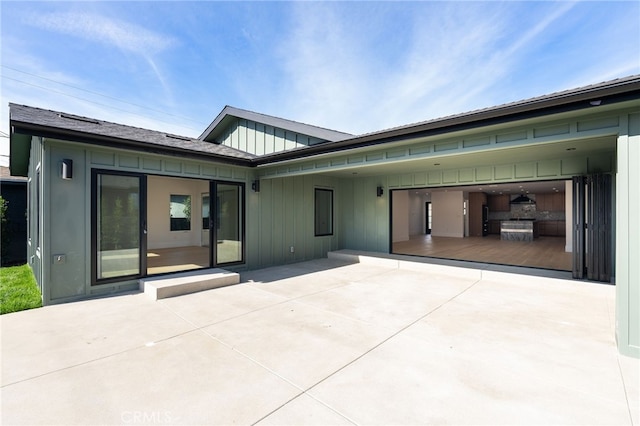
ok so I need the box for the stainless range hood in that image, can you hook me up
[510,194,536,204]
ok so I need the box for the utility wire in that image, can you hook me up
[1,65,208,126]
[2,75,203,135]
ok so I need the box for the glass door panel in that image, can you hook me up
[214,182,243,265]
[95,173,143,282]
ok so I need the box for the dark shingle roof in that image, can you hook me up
[9,75,640,171]
[9,104,256,163]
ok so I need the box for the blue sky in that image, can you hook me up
[1,1,639,165]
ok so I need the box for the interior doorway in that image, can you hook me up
[391,180,573,272]
[425,202,432,234]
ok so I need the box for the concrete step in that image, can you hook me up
[139,268,240,300]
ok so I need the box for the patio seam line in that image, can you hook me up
[282,276,478,334]
[244,267,452,331]
[0,343,150,388]
[297,276,482,391]
[249,276,486,425]
[155,281,350,331]
[166,263,395,332]
[616,354,635,424]
[162,265,462,425]
[249,392,359,426]
[1,301,205,388]
[166,308,360,426]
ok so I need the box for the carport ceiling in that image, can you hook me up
[406,180,568,195]
[324,136,616,178]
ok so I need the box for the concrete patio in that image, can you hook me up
[1,254,638,425]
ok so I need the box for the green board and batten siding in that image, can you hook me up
[256,109,621,180]
[217,118,327,156]
[247,175,340,269]
[616,112,640,358]
[34,140,252,304]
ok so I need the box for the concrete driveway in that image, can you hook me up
[1,254,638,425]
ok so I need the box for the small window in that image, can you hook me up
[170,194,191,231]
[315,188,333,236]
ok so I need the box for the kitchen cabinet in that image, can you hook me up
[488,194,510,212]
[539,221,550,236]
[552,192,565,211]
[536,194,547,211]
[539,220,567,236]
[488,220,501,235]
[557,220,566,237]
[536,193,565,212]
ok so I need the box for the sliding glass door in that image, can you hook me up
[212,182,244,265]
[92,171,146,284]
[92,172,244,283]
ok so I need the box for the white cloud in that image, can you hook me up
[276,3,516,134]
[0,11,185,140]
[271,1,615,136]
[28,11,177,55]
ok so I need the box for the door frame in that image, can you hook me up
[209,180,246,267]
[91,169,147,286]
[425,201,432,234]
[92,172,246,285]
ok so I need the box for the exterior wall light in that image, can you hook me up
[61,159,73,180]
[377,186,384,197]
[251,180,260,192]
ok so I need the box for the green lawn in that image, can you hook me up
[0,264,42,314]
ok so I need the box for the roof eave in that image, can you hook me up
[10,120,253,168]
[252,79,640,166]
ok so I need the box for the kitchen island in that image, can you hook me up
[500,220,539,241]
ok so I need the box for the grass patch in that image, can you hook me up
[1,264,42,314]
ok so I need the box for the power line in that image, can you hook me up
[1,65,208,126]
[2,75,203,135]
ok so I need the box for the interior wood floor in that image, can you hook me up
[393,234,572,271]
[147,246,210,275]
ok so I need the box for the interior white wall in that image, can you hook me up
[409,192,425,236]
[464,193,469,237]
[147,175,209,249]
[392,190,409,242]
[431,191,464,238]
[565,180,573,252]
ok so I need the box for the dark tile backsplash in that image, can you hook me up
[488,202,566,221]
